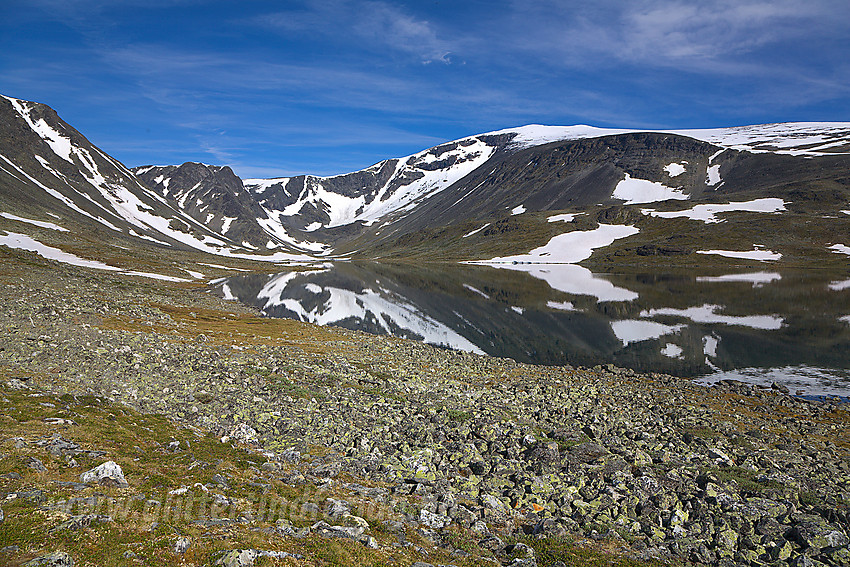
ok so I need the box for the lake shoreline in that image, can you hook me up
[2,254,848,567]
[211,260,850,397]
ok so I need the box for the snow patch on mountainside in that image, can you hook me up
[1,212,68,232]
[613,174,688,204]
[641,198,786,223]
[829,244,850,256]
[255,212,331,254]
[245,178,291,195]
[490,125,638,149]
[463,284,490,299]
[547,213,579,223]
[124,270,191,282]
[675,123,850,156]
[546,300,575,311]
[5,97,74,163]
[477,224,639,264]
[0,152,123,232]
[344,138,495,227]
[706,165,722,186]
[0,231,121,271]
[664,162,687,177]
[462,223,490,238]
[268,138,496,231]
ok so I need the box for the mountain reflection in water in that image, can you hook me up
[210,262,850,396]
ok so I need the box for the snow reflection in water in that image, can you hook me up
[210,263,850,396]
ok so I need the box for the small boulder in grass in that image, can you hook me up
[80,461,128,487]
[23,551,74,566]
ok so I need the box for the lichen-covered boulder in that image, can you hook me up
[79,461,128,487]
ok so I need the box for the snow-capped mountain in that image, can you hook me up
[136,121,850,259]
[0,95,316,261]
[2,93,850,267]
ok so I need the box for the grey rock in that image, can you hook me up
[420,508,451,529]
[7,379,31,390]
[43,418,76,426]
[325,498,350,518]
[174,536,191,554]
[280,448,301,463]
[791,515,848,551]
[478,534,504,552]
[52,481,88,491]
[10,489,45,504]
[361,535,379,549]
[311,520,364,541]
[566,442,608,464]
[792,555,814,567]
[36,435,80,458]
[506,542,535,559]
[192,518,234,528]
[27,457,47,472]
[216,549,258,567]
[228,423,258,444]
[79,461,128,487]
[24,551,74,566]
[708,447,733,466]
[49,514,113,533]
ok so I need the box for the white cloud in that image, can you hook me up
[504,0,844,73]
[255,0,454,64]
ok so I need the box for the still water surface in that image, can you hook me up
[210,262,850,397]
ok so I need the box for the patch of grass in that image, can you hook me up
[682,426,720,440]
[444,408,473,423]
[507,534,668,567]
[799,491,825,508]
[711,466,784,493]
[268,374,323,400]
[442,526,490,556]
[341,381,406,403]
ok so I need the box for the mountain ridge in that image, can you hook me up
[2,93,850,272]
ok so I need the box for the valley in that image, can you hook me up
[1,94,849,567]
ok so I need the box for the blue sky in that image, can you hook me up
[2,0,849,178]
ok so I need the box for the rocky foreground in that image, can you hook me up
[0,250,848,567]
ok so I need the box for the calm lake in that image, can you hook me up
[210,262,850,397]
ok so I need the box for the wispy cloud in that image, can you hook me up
[503,0,847,72]
[252,0,455,64]
[4,0,848,177]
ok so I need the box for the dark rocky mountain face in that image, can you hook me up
[0,95,279,256]
[133,162,287,250]
[363,133,722,241]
